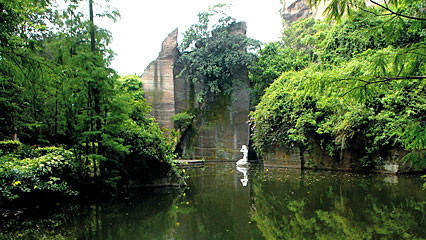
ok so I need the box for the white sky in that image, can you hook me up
[98,0,283,76]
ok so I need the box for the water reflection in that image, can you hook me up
[0,188,182,239]
[2,163,426,239]
[236,166,249,187]
[251,168,426,239]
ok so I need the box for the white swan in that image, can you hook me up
[236,145,249,166]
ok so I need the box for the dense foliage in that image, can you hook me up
[172,111,195,132]
[178,5,260,106]
[249,19,323,106]
[0,147,81,203]
[250,5,426,169]
[0,140,22,155]
[0,0,179,203]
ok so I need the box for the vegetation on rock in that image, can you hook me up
[178,5,260,106]
[250,3,426,170]
[172,112,195,133]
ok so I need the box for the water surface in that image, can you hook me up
[2,163,425,239]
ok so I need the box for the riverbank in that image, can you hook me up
[0,141,183,209]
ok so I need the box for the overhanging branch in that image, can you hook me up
[370,0,426,21]
[341,75,426,96]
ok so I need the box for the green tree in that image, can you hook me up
[0,0,180,200]
[117,75,178,185]
[178,5,261,106]
[0,0,52,142]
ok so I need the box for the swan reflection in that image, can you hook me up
[235,145,250,186]
[236,166,249,186]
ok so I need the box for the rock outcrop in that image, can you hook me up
[281,0,314,24]
[141,23,250,161]
[140,29,180,130]
[181,67,250,160]
[281,0,385,24]
[262,144,418,174]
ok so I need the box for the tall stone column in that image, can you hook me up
[141,23,251,161]
[141,29,180,131]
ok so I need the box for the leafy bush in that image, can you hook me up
[0,140,22,155]
[117,75,181,185]
[172,112,194,132]
[121,120,178,184]
[251,47,426,168]
[0,147,80,202]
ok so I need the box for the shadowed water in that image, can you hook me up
[1,163,426,239]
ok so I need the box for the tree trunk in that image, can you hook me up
[89,0,96,53]
[89,0,104,179]
[54,90,58,145]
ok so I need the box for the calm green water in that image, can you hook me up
[2,163,426,239]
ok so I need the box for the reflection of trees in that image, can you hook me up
[3,166,425,239]
[250,170,426,239]
[0,189,182,239]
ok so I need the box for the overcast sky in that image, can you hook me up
[98,0,283,76]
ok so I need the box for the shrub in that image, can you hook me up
[0,147,80,202]
[121,120,178,184]
[0,140,22,155]
[172,112,194,132]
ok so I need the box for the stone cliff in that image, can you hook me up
[281,0,315,24]
[141,24,250,161]
[140,29,180,130]
[281,0,385,24]
[181,22,250,160]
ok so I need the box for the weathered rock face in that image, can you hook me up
[141,29,180,130]
[281,0,385,24]
[181,71,250,161]
[281,0,314,24]
[262,144,418,174]
[141,23,250,161]
[179,22,250,160]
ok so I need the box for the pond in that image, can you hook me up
[1,162,426,239]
